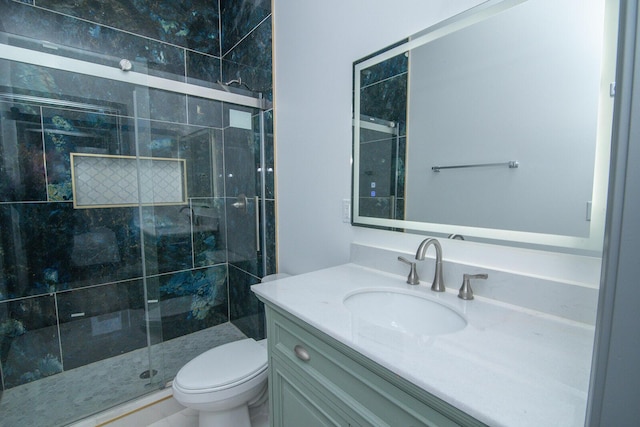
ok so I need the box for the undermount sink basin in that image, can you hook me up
[344,289,467,336]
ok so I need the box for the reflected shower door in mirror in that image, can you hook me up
[352,0,618,252]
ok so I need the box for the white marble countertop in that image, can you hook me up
[252,263,595,427]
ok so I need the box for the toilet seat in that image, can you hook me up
[174,339,268,394]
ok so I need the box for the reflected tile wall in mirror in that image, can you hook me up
[360,73,408,128]
[359,51,408,88]
[358,52,408,136]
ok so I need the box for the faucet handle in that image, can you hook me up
[398,256,420,285]
[458,273,488,300]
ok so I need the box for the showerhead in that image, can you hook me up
[216,80,232,92]
[216,77,255,92]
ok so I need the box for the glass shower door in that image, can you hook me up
[0,51,168,424]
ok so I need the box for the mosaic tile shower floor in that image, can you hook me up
[0,322,247,427]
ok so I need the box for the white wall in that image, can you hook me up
[274,0,484,275]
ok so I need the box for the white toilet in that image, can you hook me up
[172,338,269,427]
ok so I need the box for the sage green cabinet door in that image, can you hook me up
[264,305,486,427]
[271,356,359,427]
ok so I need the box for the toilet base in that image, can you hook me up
[199,404,251,427]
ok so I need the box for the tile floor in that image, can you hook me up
[147,400,269,427]
[0,322,248,427]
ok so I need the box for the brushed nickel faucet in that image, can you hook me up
[458,273,488,300]
[415,238,445,292]
[397,256,419,285]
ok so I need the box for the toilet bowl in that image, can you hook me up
[172,338,268,427]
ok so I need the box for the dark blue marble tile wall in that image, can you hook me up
[263,199,276,275]
[42,107,135,201]
[228,264,263,340]
[0,0,228,87]
[220,0,270,55]
[1,0,186,81]
[35,0,221,56]
[0,0,274,393]
[1,60,137,116]
[2,0,272,96]
[0,101,47,202]
[0,294,61,389]
[157,265,229,341]
[220,0,272,100]
[186,51,222,89]
[0,203,143,299]
[192,198,227,268]
[57,280,146,370]
[226,193,260,277]
[0,91,234,389]
[223,108,259,198]
[187,96,224,129]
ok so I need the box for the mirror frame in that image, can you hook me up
[352,0,618,253]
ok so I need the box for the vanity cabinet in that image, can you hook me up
[265,305,486,427]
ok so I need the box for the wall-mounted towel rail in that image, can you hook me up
[432,160,519,172]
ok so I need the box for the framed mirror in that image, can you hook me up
[352,0,618,253]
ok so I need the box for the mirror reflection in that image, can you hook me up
[353,0,616,252]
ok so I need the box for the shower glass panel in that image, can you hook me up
[0,41,266,426]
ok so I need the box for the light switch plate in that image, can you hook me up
[342,199,351,223]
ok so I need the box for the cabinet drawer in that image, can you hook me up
[271,355,365,427]
[268,308,479,427]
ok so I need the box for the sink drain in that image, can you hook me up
[139,369,158,379]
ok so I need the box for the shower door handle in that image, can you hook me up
[232,194,248,213]
[254,196,261,252]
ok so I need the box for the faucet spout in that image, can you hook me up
[415,238,445,292]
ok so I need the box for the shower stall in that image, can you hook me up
[0,2,274,425]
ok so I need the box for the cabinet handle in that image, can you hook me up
[294,345,311,362]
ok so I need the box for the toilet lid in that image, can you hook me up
[175,339,267,391]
